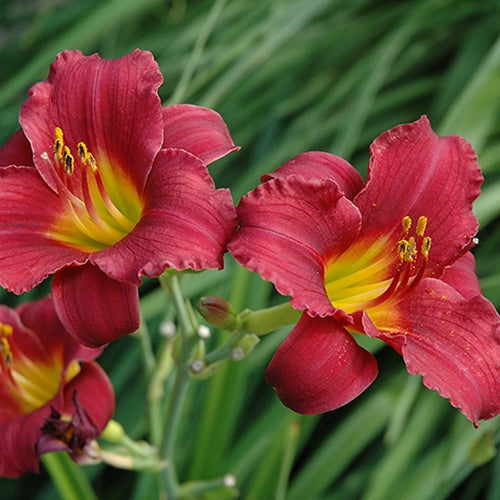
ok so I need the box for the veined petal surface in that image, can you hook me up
[229,175,361,316]
[266,314,378,414]
[162,104,239,164]
[20,49,164,194]
[52,264,140,347]
[92,148,237,283]
[0,166,88,293]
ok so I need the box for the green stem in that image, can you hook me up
[204,331,246,365]
[136,316,156,378]
[42,452,97,500]
[160,364,191,497]
[158,273,198,498]
[240,301,302,335]
[135,316,164,448]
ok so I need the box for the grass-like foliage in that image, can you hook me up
[0,0,499,498]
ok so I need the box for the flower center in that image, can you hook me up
[325,215,431,314]
[0,321,80,413]
[42,127,143,252]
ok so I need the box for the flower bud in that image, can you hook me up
[230,333,260,361]
[197,296,239,330]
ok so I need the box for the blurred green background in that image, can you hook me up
[1,0,499,498]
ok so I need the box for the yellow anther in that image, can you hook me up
[77,142,88,162]
[0,323,13,366]
[87,152,97,171]
[421,236,431,259]
[55,127,64,144]
[416,216,428,237]
[398,239,409,260]
[62,147,74,174]
[0,337,12,365]
[407,236,417,261]
[77,141,98,171]
[0,322,13,337]
[402,216,412,232]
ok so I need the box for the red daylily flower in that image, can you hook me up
[0,49,238,347]
[229,116,500,425]
[0,297,114,478]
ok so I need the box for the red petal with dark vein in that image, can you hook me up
[364,278,500,424]
[262,151,364,200]
[92,148,237,283]
[20,49,164,194]
[266,314,378,414]
[0,129,34,167]
[0,166,88,294]
[229,175,361,316]
[162,104,239,165]
[354,115,483,274]
[52,264,140,347]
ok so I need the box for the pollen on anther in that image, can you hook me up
[402,216,412,232]
[63,148,74,174]
[416,216,428,237]
[421,236,431,258]
[77,142,88,162]
[87,152,97,171]
[398,239,409,260]
[0,323,13,337]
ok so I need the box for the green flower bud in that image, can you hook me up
[197,296,239,330]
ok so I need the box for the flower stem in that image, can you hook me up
[239,301,302,335]
[42,452,97,500]
[158,273,197,498]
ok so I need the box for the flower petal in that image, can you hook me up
[0,129,34,167]
[354,116,482,273]
[440,252,482,300]
[51,264,140,347]
[262,151,364,200]
[0,361,113,478]
[365,278,500,424]
[0,402,48,477]
[162,104,239,165]
[0,166,88,293]
[59,362,115,436]
[20,49,164,194]
[92,148,237,283]
[229,175,362,316]
[16,297,103,364]
[266,314,378,414]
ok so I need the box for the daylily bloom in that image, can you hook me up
[0,49,238,346]
[0,297,114,478]
[229,116,500,425]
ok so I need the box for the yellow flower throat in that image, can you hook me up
[43,127,143,252]
[325,215,432,314]
[0,321,80,413]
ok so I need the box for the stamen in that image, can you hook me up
[402,216,412,233]
[353,215,431,310]
[421,236,431,259]
[63,147,74,175]
[0,322,14,368]
[46,127,142,251]
[416,216,427,237]
[54,127,64,162]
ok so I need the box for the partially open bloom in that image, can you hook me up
[229,116,500,425]
[0,297,114,478]
[0,49,238,346]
